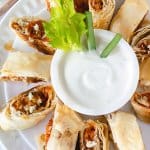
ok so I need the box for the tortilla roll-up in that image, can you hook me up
[10,17,55,55]
[44,102,84,150]
[79,120,109,150]
[139,57,150,87]
[0,85,56,130]
[131,25,150,63]
[139,12,150,28]
[89,0,115,29]
[107,111,145,150]
[131,92,150,123]
[0,51,52,83]
[110,0,149,42]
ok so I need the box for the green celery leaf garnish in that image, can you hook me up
[43,0,87,52]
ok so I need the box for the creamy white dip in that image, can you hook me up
[51,29,139,115]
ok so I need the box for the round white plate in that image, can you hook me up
[0,0,149,150]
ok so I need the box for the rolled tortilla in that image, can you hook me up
[89,0,115,29]
[110,0,149,42]
[45,102,84,150]
[0,85,56,130]
[10,17,55,55]
[139,12,150,28]
[107,111,145,150]
[139,57,150,87]
[131,25,150,63]
[131,92,150,123]
[79,120,109,150]
[0,51,52,83]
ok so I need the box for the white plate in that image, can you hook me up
[0,0,149,149]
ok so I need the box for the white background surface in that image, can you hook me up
[0,0,149,149]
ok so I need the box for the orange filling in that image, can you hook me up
[74,0,89,13]
[84,126,95,142]
[27,20,45,39]
[90,0,103,10]
[12,86,54,115]
[137,39,150,52]
[45,119,53,146]
[11,19,48,41]
[83,125,96,149]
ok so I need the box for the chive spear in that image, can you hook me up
[85,11,96,50]
[100,33,122,58]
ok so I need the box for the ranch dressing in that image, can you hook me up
[51,29,139,115]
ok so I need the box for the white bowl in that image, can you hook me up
[51,29,139,115]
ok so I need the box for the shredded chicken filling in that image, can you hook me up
[134,39,150,62]
[45,119,53,147]
[11,20,48,41]
[135,93,150,108]
[83,125,98,149]
[11,87,54,115]
[11,19,55,55]
[40,119,53,150]
[11,22,22,32]
[27,21,45,39]
[74,0,89,13]
[90,0,103,10]
[137,39,150,52]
